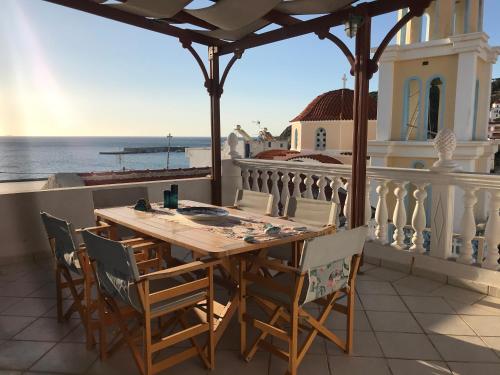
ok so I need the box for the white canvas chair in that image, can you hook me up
[239,226,367,375]
[233,189,273,216]
[266,196,338,263]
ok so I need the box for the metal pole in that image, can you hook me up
[209,46,222,206]
[166,133,172,169]
[350,16,371,229]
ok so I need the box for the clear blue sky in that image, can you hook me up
[1,0,499,137]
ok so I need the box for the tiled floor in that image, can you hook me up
[1,261,500,375]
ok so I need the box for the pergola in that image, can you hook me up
[42,0,431,229]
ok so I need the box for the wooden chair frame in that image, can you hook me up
[239,253,362,375]
[89,253,220,375]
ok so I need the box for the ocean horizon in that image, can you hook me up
[0,136,215,181]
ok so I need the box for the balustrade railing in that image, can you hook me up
[233,158,500,271]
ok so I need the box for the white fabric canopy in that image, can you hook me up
[276,0,356,15]
[110,0,193,19]
[185,0,281,31]
[194,19,269,41]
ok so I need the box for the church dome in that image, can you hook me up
[291,88,377,122]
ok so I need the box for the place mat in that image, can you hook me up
[137,202,311,243]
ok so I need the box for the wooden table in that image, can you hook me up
[94,200,333,346]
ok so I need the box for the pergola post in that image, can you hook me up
[350,16,373,229]
[209,46,222,205]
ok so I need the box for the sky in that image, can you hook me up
[1,0,499,137]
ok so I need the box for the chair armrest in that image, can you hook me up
[140,259,221,281]
[241,255,303,275]
[75,222,110,233]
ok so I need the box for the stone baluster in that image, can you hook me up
[270,170,280,216]
[391,181,408,249]
[261,170,270,194]
[410,183,428,253]
[483,190,500,270]
[251,170,260,192]
[330,177,342,228]
[292,172,301,198]
[365,179,372,223]
[344,181,351,229]
[280,171,291,211]
[317,176,326,201]
[375,180,389,244]
[242,167,250,190]
[304,174,314,199]
[457,186,478,264]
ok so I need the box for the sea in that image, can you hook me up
[0,136,213,181]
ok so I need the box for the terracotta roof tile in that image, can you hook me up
[291,88,377,122]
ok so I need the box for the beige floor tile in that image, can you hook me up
[481,336,500,357]
[359,263,378,273]
[376,332,441,360]
[0,370,22,375]
[30,342,97,374]
[327,330,383,357]
[325,309,372,331]
[429,334,499,362]
[446,299,500,316]
[42,299,81,320]
[214,350,269,375]
[460,315,500,336]
[13,317,79,342]
[270,353,328,374]
[388,359,452,375]
[365,267,408,282]
[329,356,391,375]
[366,311,422,333]
[1,298,56,317]
[334,293,364,310]
[431,285,485,305]
[0,282,44,297]
[402,296,455,314]
[61,324,87,344]
[356,280,397,295]
[0,316,37,339]
[413,313,475,335]
[448,362,500,375]
[360,294,408,312]
[0,341,54,370]
[0,297,23,313]
[393,276,444,296]
[86,346,147,375]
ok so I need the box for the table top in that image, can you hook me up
[94,200,333,258]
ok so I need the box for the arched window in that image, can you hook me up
[425,77,444,140]
[315,128,326,150]
[402,77,422,140]
[294,128,299,149]
[421,13,430,42]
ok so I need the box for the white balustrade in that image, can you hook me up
[344,181,351,229]
[280,171,290,209]
[251,169,260,192]
[410,183,428,253]
[457,186,479,264]
[483,190,500,270]
[270,170,280,216]
[292,173,301,198]
[242,167,250,190]
[261,170,270,194]
[392,181,408,249]
[330,177,342,228]
[304,174,314,199]
[317,176,327,201]
[375,180,389,244]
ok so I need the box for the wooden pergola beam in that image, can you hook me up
[42,0,225,47]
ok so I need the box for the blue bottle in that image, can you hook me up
[170,184,178,209]
[163,189,171,208]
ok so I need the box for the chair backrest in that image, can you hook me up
[234,189,273,215]
[40,211,78,267]
[284,197,337,228]
[82,230,142,311]
[92,186,149,209]
[299,226,367,304]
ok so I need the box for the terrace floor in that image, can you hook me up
[1,261,500,375]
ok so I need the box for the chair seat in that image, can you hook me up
[266,243,293,262]
[247,272,308,306]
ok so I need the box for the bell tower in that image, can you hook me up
[370,0,499,173]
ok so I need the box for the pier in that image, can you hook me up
[99,146,185,155]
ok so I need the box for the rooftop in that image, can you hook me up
[291,89,378,122]
[1,259,499,374]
